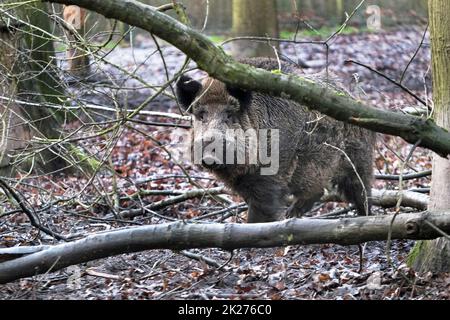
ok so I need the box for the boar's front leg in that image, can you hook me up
[235,176,287,223]
[246,199,283,223]
[286,192,324,218]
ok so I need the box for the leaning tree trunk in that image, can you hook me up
[63,5,91,77]
[409,0,450,273]
[0,21,32,176]
[0,1,67,173]
[209,0,232,32]
[18,2,65,107]
[231,0,279,59]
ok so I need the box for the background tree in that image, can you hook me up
[0,2,69,174]
[409,0,450,273]
[0,17,32,175]
[17,3,64,107]
[208,0,232,32]
[231,0,280,58]
[0,2,97,174]
[63,5,90,77]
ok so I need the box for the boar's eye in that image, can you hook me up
[196,110,206,121]
[226,86,252,108]
[224,111,234,122]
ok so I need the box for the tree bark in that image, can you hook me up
[322,189,429,211]
[0,211,449,284]
[0,23,32,175]
[17,2,65,107]
[1,2,68,173]
[358,189,429,211]
[209,0,232,32]
[63,5,90,77]
[231,0,279,58]
[336,0,344,23]
[42,0,450,158]
[410,0,450,273]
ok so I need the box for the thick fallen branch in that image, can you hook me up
[322,189,429,211]
[371,189,429,210]
[0,211,449,284]
[43,0,450,157]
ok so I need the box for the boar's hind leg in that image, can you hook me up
[247,198,284,223]
[237,177,287,223]
[336,170,372,216]
[336,146,373,216]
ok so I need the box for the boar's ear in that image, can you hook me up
[226,85,252,108]
[176,75,202,111]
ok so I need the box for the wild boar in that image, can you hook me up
[176,58,375,223]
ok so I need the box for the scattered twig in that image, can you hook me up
[218,250,234,271]
[85,268,131,281]
[203,292,261,299]
[0,179,66,241]
[314,206,355,219]
[375,170,432,181]
[179,250,221,268]
[193,203,247,221]
[400,23,429,84]
[107,187,226,219]
[345,59,428,107]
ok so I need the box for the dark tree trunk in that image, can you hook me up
[0,2,67,173]
[231,0,280,59]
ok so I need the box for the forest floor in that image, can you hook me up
[0,26,449,300]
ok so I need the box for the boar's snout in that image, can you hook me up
[193,129,233,170]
